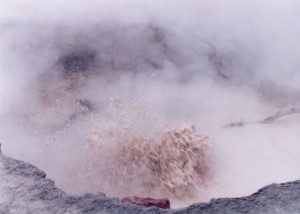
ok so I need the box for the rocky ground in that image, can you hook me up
[1,146,300,214]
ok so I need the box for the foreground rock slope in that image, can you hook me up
[1,148,300,214]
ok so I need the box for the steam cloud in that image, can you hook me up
[1,0,300,207]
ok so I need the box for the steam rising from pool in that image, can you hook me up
[1,0,300,207]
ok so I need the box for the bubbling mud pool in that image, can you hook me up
[1,0,300,209]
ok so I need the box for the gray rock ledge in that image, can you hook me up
[1,149,300,214]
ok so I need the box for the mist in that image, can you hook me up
[1,0,300,208]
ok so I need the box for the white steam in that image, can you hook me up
[1,0,300,208]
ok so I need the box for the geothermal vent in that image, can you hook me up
[1,1,300,213]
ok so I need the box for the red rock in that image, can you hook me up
[121,196,170,209]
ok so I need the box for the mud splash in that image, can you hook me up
[63,99,212,200]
